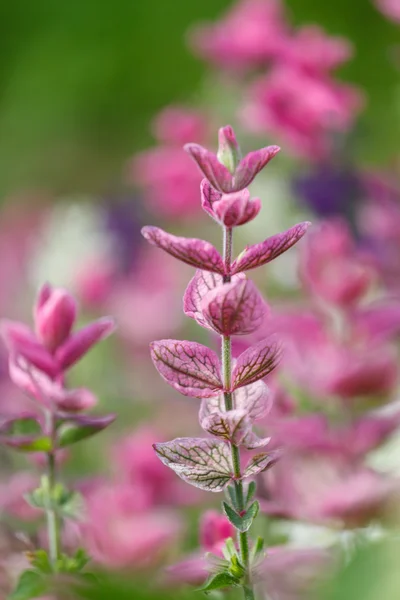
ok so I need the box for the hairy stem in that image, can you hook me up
[46,412,61,567]
[222,226,254,600]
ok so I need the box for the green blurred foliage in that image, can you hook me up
[0,0,397,197]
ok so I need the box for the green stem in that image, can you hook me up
[46,414,61,568]
[221,225,254,600]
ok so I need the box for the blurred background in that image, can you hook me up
[0,0,399,598]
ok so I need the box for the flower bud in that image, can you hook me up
[213,189,261,227]
[217,125,241,174]
[35,284,77,352]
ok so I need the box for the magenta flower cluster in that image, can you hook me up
[142,125,309,597]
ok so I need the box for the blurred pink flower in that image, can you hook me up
[241,66,363,158]
[80,483,182,570]
[261,447,400,527]
[0,472,40,522]
[299,220,373,307]
[375,0,400,22]
[113,427,199,506]
[167,510,234,586]
[130,107,208,219]
[282,25,353,73]
[259,547,334,600]
[189,0,288,70]
[107,247,184,344]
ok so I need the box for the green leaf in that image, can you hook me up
[225,485,240,512]
[222,501,259,533]
[198,571,239,593]
[229,555,245,579]
[57,414,115,448]
[251,537,265,562]
[245,481,257,507]
[0,416,52,453]
[8,570,47,600]
[221,538,236,561]
[27,550,53,575]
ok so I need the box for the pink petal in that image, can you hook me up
[199,380,271,423]
[150,339,222,398]
[243,450,281,478]
[232,222,311,274]
[35,286,77,352]
[231,338,282,390]
[201,276,267,335]
[184,143,233,193]
[55,317,115,371]
[200,509,235,551]
[200,408,251,445]
[141,226,225,274]
[213,191,261,227]
[200,179,222,220]
[0,320,59,377]
[153,437,233,491]
[183,270,224,330]
[234,145,280,189]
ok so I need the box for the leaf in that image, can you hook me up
[245,481,257,507]
[242,430,271,450]
[184,143,233,193]
[201,277,267,336]
[183,270,224,330]
[231,222,311,274]
[242,450,281,478]
[198,571,240,593]
[150,339,223,398]
[27,550,52,575]
[251,537,265,561]
[0,415,52,453]
[8,570,47,600]
[200,380,272,423]
[231,339,282,390]
[57,414,115,448]
[225,485,240,512]
[153,437,234,491]
[222,501,259,532]
[141,226,225,274]
[200,409,251,445]
[234,145,281,190]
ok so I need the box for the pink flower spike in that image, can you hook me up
[153,437,234,491]
[34,284,77,352]
[185,127,280,193]
[201,276,267,335]
[231,338,282,390]
[200,510,235,551]
[150,340,222,398]
[0,320,59,377]
[141,226,225,274]
[231,222,311,274]
[55,317,115,371]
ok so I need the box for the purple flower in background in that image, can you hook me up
[293,163,362,220]
[102,193,143,273]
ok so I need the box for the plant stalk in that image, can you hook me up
[46,412,61,568]
[222,226,255,600]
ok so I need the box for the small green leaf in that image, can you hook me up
[222,501,259,533]
[225,485,240,511]
[245,481,257,507]
[57,414,115,448]
[0,416,52,453]
[8,570,47,600]
[73,548,91,572]
[251,537,265,561]
[27,550,53,574]
[222,537,237,561]
[198,571,239,593]
[229,555,245,579]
